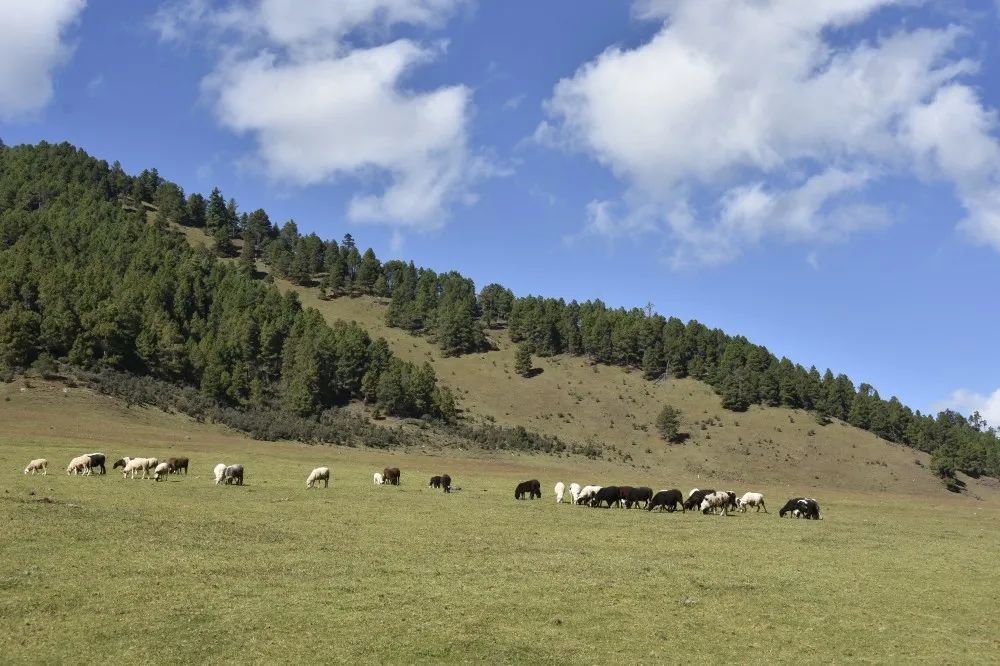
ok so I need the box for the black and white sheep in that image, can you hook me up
[85,453,107,475]
[576,485,601,504]
[683,489,714,512]
[222,464,244,486]
[779,497,822,519]
[699,491,732,516]
[153,462,170,481]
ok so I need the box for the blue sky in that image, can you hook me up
[1,0,999,424]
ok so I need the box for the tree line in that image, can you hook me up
[0,142,455,422]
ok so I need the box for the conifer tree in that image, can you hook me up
[515,342,533,377]
[205,187,227,231]
[185,192,207,227]
[238,230,256,274]
[213,223,235,257]
[642,346,664,380]
[655,404,682,442]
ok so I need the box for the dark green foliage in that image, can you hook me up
[515,342,533,377]
[655,404,682,442]
[185,192,206,227]
[153,182,186,226]
[213,223,235,257]
[479,283,514,328]
[0,141,451,422]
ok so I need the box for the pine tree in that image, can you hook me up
[205,187,227,231]
[759,364,781,406]
[213,223,235,257]
[479,283,514,328]
[287,238,313,285]
[721,367,753,412]
[433,386,458,423]
[0,304,41,369]
[515,342,533,377]
[357,248,381,293]
[655,404,682,442]
[185,193,207,227]
[153,182,186,225]
[238,230,256,274]
[642,346,664,380]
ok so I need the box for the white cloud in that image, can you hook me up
[933,388,1000,429]
[0,0,86,121]
[156,0,477,230]
[542,0,1000,267]
[502,94,525,111]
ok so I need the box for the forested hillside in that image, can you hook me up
[1,140,997,484]
[0,142,456,424]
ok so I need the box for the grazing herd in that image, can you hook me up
[534,481,820,520]
[24,453,823,521]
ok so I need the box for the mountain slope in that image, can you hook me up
[128,214,992,497]
[283,281,997,496]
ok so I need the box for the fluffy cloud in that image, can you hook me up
[156,0,475,229]
[542,0,1000,267]
[0,0,86,121]
[933,388,1000,429]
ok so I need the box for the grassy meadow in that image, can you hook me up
[3,382,1000,663]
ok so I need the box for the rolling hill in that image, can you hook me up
[1,140,996,500]
[163,217,999,498]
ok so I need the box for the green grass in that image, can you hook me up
[3,385,1000,663]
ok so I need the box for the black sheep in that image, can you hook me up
[647,489,683,512]
[625,486,653,509]
[591,486,621,508]
[514,479,541,500]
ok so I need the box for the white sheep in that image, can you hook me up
[306,466,330,489]
[554,481,565,503]
[122,457,156,480]
[737,491,767,513]
[568,482,581,504]
[213,463,227,485]
[699,491,731,516]
[66,455,92,476]
[153,462,170,481]
[24,458,48,475]
[373,472,384,485]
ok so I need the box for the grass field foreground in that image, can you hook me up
[2,386,1000,662]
